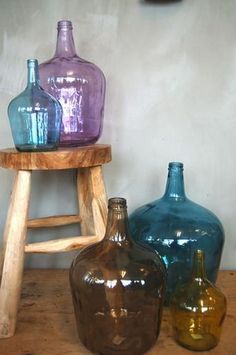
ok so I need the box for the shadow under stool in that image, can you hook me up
[0,144,112,338]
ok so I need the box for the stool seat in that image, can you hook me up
[0,145,111,338]
[0,144,111,170]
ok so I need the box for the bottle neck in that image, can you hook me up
[27,59,40,87]
[163,162,186,200]
[104,198,131,244]
[192,250,207,281]
[54,21,77,58]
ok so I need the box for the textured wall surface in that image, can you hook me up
[0,0,235,268]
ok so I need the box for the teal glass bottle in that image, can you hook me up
[129,162,225,304]
[8,59,62,151]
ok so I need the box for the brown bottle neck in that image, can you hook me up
[192,250,207,281]
[104,203,131,244]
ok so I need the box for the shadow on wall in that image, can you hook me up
[141,0,183,4]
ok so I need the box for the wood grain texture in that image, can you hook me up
[77,168,96,236]
[0,173,18,278]
[90,166,108,239]
[27,214,82,228]
[0,270,234,355]
[0,145,111,170]
[77,166,108,240]
[0,171,31,338]
[24,236,100,253]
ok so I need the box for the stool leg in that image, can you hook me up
[90,166,108,238]
[77,168,95,236]
[0,170,31,338]
[77,166,108,240]
[0,174,18,278]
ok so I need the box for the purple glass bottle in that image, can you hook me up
[39,20,106,146]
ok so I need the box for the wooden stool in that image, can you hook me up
[0,144,111,338]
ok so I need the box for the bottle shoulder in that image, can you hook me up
[171,279,227,309]
[71,239,166,277]
[8,86,62,113]
[40,55,87,65]
[130,197,224,235]
[39,56,105,78]
[132,197,220,218]
[8,89,27,107]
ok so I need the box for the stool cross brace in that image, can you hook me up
[0,145,111,338]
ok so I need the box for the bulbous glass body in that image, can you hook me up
[70,198,166,355]
[129,162,225,304]
[8,59,62,152]
[170,250,227,351]
[39,20,106,147]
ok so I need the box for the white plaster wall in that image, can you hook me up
[0,0,235,268]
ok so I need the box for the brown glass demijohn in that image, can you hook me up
[70,197,166,355]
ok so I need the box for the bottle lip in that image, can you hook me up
[168,162,184,169]
[108,197,127,209]
[57,20,73,29]
[27,59,38,67]
[194,249,205,258]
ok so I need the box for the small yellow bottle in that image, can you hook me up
[170,250,227,351]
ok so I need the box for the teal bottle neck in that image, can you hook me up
[163,162,186,201]
[27,59,40,87]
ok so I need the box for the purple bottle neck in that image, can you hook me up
[54,20,77,58]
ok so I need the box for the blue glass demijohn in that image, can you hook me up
[129,162,225,304]
[8,59,62,151]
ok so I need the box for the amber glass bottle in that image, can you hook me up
[170,250,227,351]
[70,197,166,355]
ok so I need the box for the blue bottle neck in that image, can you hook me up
[27,59,40,87]
[163,162,186,201]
